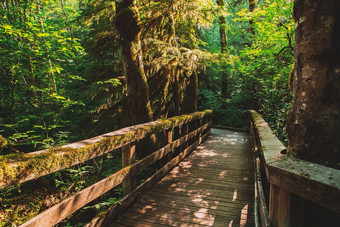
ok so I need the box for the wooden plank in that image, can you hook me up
[148,189,254,207]
[122,206,253,227]
[86,130,210,227]
[256,158,271,227]
[116,213,208,227]
[115,217,170,227]
[269,184,290,227]
[150,187,253,203]
[136,198,251,217]
[159,175,254,191]
[138,193,253,212]
[122,209,228,227]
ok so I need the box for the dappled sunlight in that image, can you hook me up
[233,189,238,201]
[240,204,249,226]
[219,170,227,179]
[116,128,254,226]
[193,208,215,226]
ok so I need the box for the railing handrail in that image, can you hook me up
[0,110,212,190]
[249,110,340,220]
[1,110,212,227]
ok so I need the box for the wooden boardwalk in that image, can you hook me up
[114,128,254,226]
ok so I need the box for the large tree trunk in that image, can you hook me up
[286,0,340,169]
[217,0,228,100]
[115,0,153,124]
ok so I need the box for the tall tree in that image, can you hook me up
[286,0,340,169]
[115,0,153,124]
[248,0,256,38]
[217,0,228,100]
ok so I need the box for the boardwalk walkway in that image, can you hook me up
[113,128,254,226]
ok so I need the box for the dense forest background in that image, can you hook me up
[0,0,298,225]
[0,0,293,154]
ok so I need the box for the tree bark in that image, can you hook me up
[173,70,181,116]
[115,0,153,124]
[248,0,255,37]
[217,0,228,100]
[183,73,198,114]
[286,0,340,169]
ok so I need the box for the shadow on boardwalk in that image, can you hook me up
[114,128,254,227]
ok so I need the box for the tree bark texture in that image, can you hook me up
[248,0,255,36]
[115,0,153,124]
[286,0,340,169]
[183,73,198,114]
[173,70,181,116]
[217,0,228,100]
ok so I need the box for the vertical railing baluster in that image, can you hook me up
[122,142,136,194]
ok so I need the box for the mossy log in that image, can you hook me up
[0,110,212,189]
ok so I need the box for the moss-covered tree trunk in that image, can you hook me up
[286,0,340,169]
[217,0,228,100]
[183,73,198,114]
[115,0,153,124]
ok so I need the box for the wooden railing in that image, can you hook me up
[249,110,340,227]
[0,110,212,227]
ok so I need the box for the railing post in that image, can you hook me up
[164,129,172,145]
[182,123,189,148]
[269,184,304,227]
[122,142,136,194]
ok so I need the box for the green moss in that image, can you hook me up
[0,110,212,189]
[0,135,8,152]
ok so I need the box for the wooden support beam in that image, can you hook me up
[122,143,136,194]
[269,184,304,227]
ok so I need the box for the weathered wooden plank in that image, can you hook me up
[148,189,254,207]
[159,175,254,191]
[122,205,253,227]
[122,209,228,227]
[115,217,172,227]
[116,214,207,227]
[136,199,251,217]
[150,187,254,203]
[138,193,253,212]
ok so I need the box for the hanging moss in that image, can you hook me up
[0,110,212,189]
